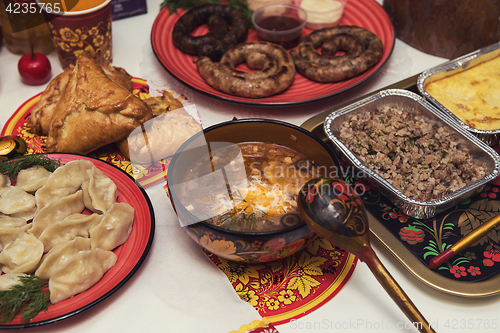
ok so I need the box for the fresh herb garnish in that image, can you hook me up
[160,0,253,27]
[227,0,253,26]
[221,211,254,231]
[231,189,246,203]
[0,154,61,179]
[160,0,219,14]
[220,209,268,231]
[0,275,50,324]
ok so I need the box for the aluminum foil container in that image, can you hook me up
[324,89,500,219]
[417,42,500,146]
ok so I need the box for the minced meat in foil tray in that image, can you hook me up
[324,89,500,219]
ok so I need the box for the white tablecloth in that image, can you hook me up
[1,1,499,332]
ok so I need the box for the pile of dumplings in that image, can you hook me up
[0,159,135,305]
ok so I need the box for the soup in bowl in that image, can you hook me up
[167,119,340,263]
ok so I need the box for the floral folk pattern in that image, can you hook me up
[48,19,112,70]
[206,236,355,324]
[302,178,367,238]
[352,174,500,282]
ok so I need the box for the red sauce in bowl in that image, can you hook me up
[256,16,303,49]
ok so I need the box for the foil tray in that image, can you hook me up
[301,74,500,297]
[417,42,500,146]
[323,89,500,220]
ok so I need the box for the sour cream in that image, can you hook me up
[299,0,345,29]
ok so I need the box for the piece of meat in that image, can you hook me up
[143,91,184,117]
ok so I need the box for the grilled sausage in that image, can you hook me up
[197,41,296,98]
[172,4,249,62]
[290,26,384,83]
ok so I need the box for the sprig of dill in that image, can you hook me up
[221,211,257,231]
[220,209,269,231]
[0,275,50,324]
[231,189,246,203]
[0,154,61,179]
[160,0,253,27]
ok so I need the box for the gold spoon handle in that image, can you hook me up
[357,247,436,333]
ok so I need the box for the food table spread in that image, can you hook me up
[0,0,499,332]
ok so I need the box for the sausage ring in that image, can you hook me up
[290,26,384,83]
[196,41,296,98]
[172,4,249,62]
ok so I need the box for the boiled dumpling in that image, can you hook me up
[0,215,28,228]
[81,181,92,212]
[49,248,117,304]
[0,274,28,290]
[0,174,10,196]
[90,202,134,251]
[0,174,10,187]
[0,187,36,215]
[35,237,91,281]
[38,213,103,252]
[0,224,31,251]
[35,160,94,210]
[0,232,43,274]
[8,207,37,222]
[15,165,52,193]
[30,190,85,238]
[81,167,117,214]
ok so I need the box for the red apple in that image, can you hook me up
[18,47,52,85]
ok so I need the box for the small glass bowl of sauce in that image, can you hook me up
[252,2,307,49]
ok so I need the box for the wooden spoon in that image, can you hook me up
[297,177,436,333]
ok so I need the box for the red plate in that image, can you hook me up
[151,0,395,106]
[1,153,154,328]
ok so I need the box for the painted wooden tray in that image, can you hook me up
[301,73,500,297]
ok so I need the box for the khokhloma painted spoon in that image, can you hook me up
[297,177,436,333]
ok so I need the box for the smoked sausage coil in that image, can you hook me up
[197,41,296,98]
[172,4,249,62]
[290,26,384,83]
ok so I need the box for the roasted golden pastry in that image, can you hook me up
[103,66,133,92]
[27,70,70,136]
[27,64,133,136]
[45,53,152,155]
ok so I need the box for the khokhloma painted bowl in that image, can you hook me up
[167,119,340,263]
